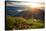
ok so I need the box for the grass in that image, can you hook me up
[5,16,44,30]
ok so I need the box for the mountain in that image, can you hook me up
[6,6,24,16]
[6,6,44,19]
[32,8,44,19]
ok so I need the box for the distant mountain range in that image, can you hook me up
[6,6,44,19]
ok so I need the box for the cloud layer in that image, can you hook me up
[6,1,44,9]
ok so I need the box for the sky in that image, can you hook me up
[5,0,44,2]
[6,1,44,12]
[6,1,44,9]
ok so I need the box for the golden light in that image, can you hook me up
[20,2,44,8]
[16,0,44,8]
[6,0,44,9]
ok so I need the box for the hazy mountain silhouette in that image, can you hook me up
[32,8,44,19]
[6,6,44,19]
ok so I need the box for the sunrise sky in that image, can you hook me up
[6,0,44,9]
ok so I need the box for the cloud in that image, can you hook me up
[6,1,44,9]
[5,0,44,3]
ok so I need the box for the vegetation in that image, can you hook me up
[5,16,44,30]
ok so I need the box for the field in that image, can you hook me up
[5,16,44,30]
